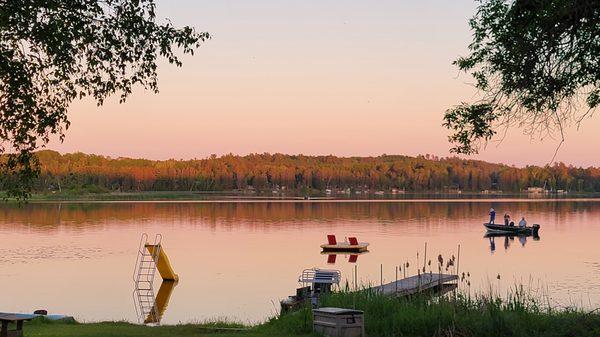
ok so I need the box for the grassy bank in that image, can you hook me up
[22,290,600,337]
[25,313,316,337]
[25,319,313,337]
[318,290,600,337]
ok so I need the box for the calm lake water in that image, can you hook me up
[1,200,599,324]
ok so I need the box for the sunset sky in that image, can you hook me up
[49,0,599,167]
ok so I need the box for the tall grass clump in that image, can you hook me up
[307,287,600,337]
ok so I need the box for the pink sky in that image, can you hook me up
[47,1,599,167]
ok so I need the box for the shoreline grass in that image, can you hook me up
[22,288,600,337]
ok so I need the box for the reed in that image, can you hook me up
[283,286,600,337]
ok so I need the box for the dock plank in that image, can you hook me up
[0,314,34,321]
[372,273,458,297]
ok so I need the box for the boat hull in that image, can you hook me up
[483,223,540,235]
[320,243,369,252]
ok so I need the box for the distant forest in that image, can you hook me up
[6,150,600,194]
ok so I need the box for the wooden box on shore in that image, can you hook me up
[313,307,364,337]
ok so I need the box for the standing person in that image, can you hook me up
[489,208,496,224]
[519,217,527,228]
[503,213,511,226]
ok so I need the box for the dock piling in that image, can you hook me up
[395,266,398,294]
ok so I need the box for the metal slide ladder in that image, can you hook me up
[133,233,162,324]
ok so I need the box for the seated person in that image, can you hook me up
[519,217,527,227]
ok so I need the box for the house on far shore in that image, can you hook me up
[443,186,462,194]
[527,187,548,194]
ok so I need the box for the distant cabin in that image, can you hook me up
[527,187,547,193]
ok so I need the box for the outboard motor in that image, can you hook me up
[532,224,540,236]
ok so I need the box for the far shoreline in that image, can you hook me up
[4,190,600,203]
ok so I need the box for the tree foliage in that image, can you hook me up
[0,0,209,199]
[444,0,600,154]
[11,150,600,194]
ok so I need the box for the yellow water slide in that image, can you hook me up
[145,244,179,282]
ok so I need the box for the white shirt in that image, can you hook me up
[519,219,527,227]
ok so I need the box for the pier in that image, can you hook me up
[372,273,458,297]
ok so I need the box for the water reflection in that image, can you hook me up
[0,200,599,323]
[134,280,177,324]
[485,232,541,253]
[1,200,599,230]
[323,252,366,264]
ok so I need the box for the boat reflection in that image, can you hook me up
[485,232,540,253]
[322,251,368,264]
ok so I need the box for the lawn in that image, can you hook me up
[21,289,600,337]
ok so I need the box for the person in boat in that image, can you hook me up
[489,208,496,224]
[503,213,511,226]
[519,217,527,228]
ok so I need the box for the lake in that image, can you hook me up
[1,200,599,324]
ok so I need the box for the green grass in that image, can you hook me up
[26,190,230,201]
[20,289,600,337]
[317,289,600,337]
[24,318,315,337]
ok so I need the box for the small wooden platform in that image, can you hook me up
[372,273,458,297]
[0,313,34,337]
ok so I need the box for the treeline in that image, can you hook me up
[7,150,600,193]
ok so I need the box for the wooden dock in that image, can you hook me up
[372,273,458,297]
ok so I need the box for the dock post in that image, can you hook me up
[354,265,358,291]
[423,242,427,272]
[456,244,461,276]
[395,266,398,294]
